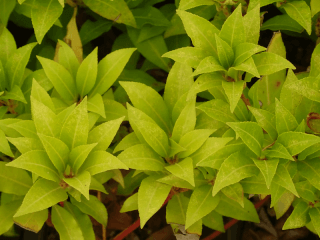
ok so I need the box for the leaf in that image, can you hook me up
[70,194,108,227]
[31,0,63,44]
[37,56,78,102]
[222,81,244,113]
[273,164,299,197]
[219,4,245,48]
[87,93,105,118]
[79,151,128,176]
[0,162,32,195]
[56,40,80,80]
[248,106,277,140]
[215,34,234,69]
[51,205,84,240]
[298,158,320,192]
[275,98,298,135]
[197,99,238,123]
[0,201,22,235]
[165,157,195,186]
[59,98,88,150]
[176,10,219,55]
[271,184,295,218]
[132,6,170,28]
[88,116,124,151]
[6,150,60,182]
[178,0,213,10]
[64,171,91,200]
[193,56,226,76]
[69,143,97,174]
[83,0,136,27]
[253,159,278,189]
[127,27,170,72]
[103,99,128,121]
[277,132,320,156]
[38,134,69,173]
[80,19,112,46]
[127,104,169,157]
[164,62,193,114]
[282,1,312,35]
[215,193,260,223]
[261,14,304,33]
[252,52,295,76]
[89,176,107,194]
[264,142,294,161]
[212,152,259,197]
[185,185,220,229]
[282,201,309,230]
[243,4,260,44]
[162,47,211,68]
[120,193,138,213]
[0,0,16,26]
[138,175,171,228]
[234,43,266,66]
[118,144,165,171]
[166,193,188,225]
[311,0,320,17]
[5,42,37,90]
[89,48,136,97]
[31,79,55,111]
[168,138,186,157]
[14,209,48,233]
[202,210,225,233]
[178,129,215,158]
[121,81,171,134]
[171,99,196,143]
[1,85,26,103]
[76,48,98,98]
[221,183,244,208]
[309,208,320,237]
[295,181,317,203]
[113,132,140,153]
[14,178,68,217]
[227,122,264,157]
[0,27,16,64]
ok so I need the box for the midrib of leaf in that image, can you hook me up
[145,183,159,215]
[37,0,53,41]
[146,38,169,70]
[191,22,217,54]
[124,157,163,165]
[287,3,309,30]
[274,169,296,194]
[42,138,66,170]
[189,186,213,220]
[81,199,104,222]
[278,112,290,132]
[61,48,74,75]
[218,163,256,185]
[265,75,270,105]
[72,150,88,171]
[230,14,237,48]
[0,173,31,188]
[92,0,120,14]
[300,161,320,181]
[23,162,59,178]
[233,126,261,151]
[201,106,237,121]
[177,195,186,222]
[80,64,91,97]
[54,207,73,240]
[10,48,29,89]
[287,139,318,151]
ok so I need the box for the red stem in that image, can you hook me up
[113,195,270,240]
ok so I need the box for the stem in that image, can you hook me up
[97,191,107,240]
[262,141,275,151]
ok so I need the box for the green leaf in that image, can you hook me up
[215,193,260,223]
[165,157,195,186]
[38,134,69,173]
[79,151,128,175]
[14,178,68,217]
[0,201,22,235]
[252,52,295,76]
[120,193,138,213]
[185,185,220,229]
[243,4,260,44]
[282,201,309,230]
[76,48,98,98]
[89,176,107,194]
[59,98,88,149]
[166,193,188,225]
[51,205,84,240]
[273,164,299,197]
[87,93,105,118]
[71,194,108,227]
[138,175,171,228]
[162,47,211,68]
[69,143,97,174]
[219,4,245,48]
[178,0,213,10]
[88,116,124,151]
[271,184,295,218]
[309,207,320,237]
[215,34,234,69]
[282,1,312,35]
[261,14,304,33]
[277,132,320,156]
[1,85,26,103]
[275,98,298,135]
[80,19,112,46]
[0,61,6,91]
[197,99,238,123]
[178,129,215,158]
[248,106,277,140]
[31,0,63,44]
[0,27,16,64]
[89,48,136,97]
[311,0,320,17]
[132,6,170,28]
[0,128,13,157]
[202,210,225,233]
[7,120,37,139]
[64,171,91,200]
[31,79,55,111]
[121,81,171,134]
[253,159,278,189]
[118,144,165,171]
[102,99,128,121]
[192,56,226,76]
[295,181,317,203]
[222,80,244,113]
[221,183,244,208]
[56,40,80,80]
[7,137,42,155]
[113,132,140,153]
[176,10,219,55]
[127,104,169,157]
[298,158,320,192]
[212,152,259,197]
[234,43,266,66]
[6,150,60,182]
[5,42,37,90]
[171,99,196,143]
[37,56,78,102]
[0,161,32,195]
[83,0,136,27]
[264,142,294,161]
[227,122,264,157]
[14,209,48,233]
[0,0,16,26]
[168,138,186,158]
[231,57,260,78]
